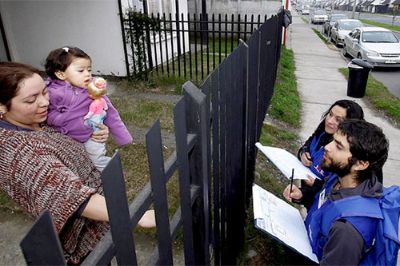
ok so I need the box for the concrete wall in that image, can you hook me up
[0,0,127,76]
[188,0,282,17]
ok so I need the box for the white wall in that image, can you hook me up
[188,0,282,17]
[0,0,127,76]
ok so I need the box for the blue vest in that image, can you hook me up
[308,132,331,180]
[305,175,382,262]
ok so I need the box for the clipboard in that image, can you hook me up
[252,183,319,263]
[255,142,319,180]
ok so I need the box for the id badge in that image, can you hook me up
[317,189,326,209]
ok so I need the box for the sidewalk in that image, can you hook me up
[286,12,400,187]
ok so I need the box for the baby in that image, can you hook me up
[45,46,132,171]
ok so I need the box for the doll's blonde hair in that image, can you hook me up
[87,77,107,99]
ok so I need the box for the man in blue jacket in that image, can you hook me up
[283,119,389,265]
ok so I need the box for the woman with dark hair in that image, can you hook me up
[0,62,153,264]
[299,99,364,178]
[297,99,365,208]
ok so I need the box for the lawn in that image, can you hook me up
[360,19,400,32]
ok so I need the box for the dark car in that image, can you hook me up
[323,13,347,36]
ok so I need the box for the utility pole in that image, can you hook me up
[351,0,357,19]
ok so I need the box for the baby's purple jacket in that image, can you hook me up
[46,78,133,145]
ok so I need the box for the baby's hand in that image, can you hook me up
[91,124,109,143]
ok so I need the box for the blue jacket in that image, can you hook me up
[308,132,332,180]
[305,174,382,264]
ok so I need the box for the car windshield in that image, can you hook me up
[331,14,347,22]
[339,21,362,30]
[362,31,399,43]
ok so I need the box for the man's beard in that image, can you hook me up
[321,156,354,177]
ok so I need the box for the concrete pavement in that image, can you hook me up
[286,12,400,187]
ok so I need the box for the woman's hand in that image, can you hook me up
[303,175,315,187]
[300,151,312,167]
[90,124,109,143]
[283,184,303,202]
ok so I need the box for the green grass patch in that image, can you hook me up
[110,96,175,130]
[360,19,400,32]
[269,47,301,128]
[312,28,329,44]
[339,68,400,126]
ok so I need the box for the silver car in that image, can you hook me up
[342,27,400,67]
[330,19,363,46]
[323,13,347,36]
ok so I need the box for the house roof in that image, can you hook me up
[362,0,375,5]
[393,0,400,5]
[380,0,390,5]
[371,0,382,5]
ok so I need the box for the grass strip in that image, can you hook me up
[269,47,301,128]
[360,19,400,32]
[312,28,329,44]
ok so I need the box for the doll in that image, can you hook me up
[84,77,108,131]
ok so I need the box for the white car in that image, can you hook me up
[330,19,363,46]
[301,5,310,15]
[342,27,400,67]
[311,10,328,24]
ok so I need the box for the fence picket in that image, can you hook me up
[173,99,195,265]
[101,152,137,265]
[20,211,65,266]
[146,121,173,265]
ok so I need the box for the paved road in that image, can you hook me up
[370,68,400,98]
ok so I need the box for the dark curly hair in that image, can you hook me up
[338,119,389,182]
[45,46,91,79]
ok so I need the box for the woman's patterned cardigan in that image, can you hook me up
[0,126,109,263]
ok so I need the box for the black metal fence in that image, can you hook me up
[123,11,269,81]
[19,9,284,266]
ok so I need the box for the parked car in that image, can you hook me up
[342,27,400,67]
[301,5,310,15]
[330,19,363,46]
[310,10,328,24]
[323,13,347,36]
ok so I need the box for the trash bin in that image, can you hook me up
[347,59,373,98]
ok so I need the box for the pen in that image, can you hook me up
[289,168,294,193]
